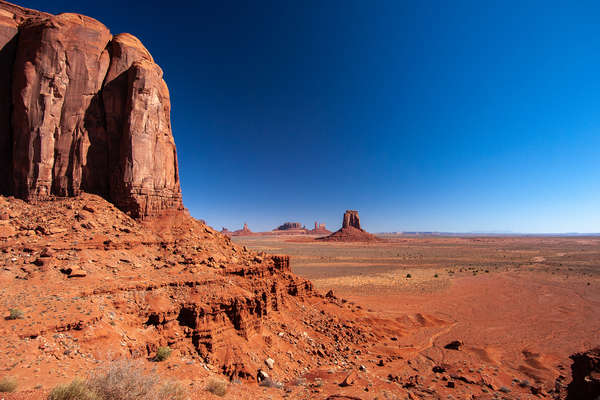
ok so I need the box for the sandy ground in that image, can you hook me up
[235,234,600,397]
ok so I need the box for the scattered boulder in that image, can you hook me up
[340,371,358,387]
[257,369,269,382]
[265,358,275,369]
[444,340,463,350]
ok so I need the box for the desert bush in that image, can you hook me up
[406,273,411,278]
[7,308,24,320]
[154,346,172,362]
[157,381,188,400]
[48,379,99,400]
[206,378,228,397]
[0,376,17,392]
[86,360,188,400]
[88,360,158,400]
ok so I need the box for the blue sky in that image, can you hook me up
[22,0,600,233]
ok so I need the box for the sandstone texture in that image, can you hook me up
[0,0,182,218]
[567,347,600,399]
[342,210,361,229]
[318,210,380,242]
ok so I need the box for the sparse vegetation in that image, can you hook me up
[48,379,99,400]
[86,360,187,400]
[154,346,172,362]
[157,381,188,400]
[0,376,17,392]
[47,361,188,400]
[7,308,24,320]
[406,273,411,278]
[434,274,438,278]
[206,378,228,397]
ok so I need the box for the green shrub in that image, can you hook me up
[48,379,99,400]
[406,273,411,278]
[0,376,17,392]
[154,346,172,362]
[206,378,228,397]
[7,308,24,320]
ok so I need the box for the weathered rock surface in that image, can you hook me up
[567,347,600,399]
[0,0,182,218]
[342,210,361,229]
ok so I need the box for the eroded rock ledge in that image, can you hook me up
[0,1,182,218]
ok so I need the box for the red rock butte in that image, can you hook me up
[318,210,380,242]
[0,0,182,219]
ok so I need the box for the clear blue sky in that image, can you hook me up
[21,0,600,233]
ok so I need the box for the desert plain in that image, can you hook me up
[234,233,600,398]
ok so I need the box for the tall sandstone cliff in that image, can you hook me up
[0,1,182,218]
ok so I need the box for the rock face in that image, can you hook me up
[342,210,361,229]
[567,347,600,399]
[276,222,303,231]
[0,0,182,218]
[318,210,379,242]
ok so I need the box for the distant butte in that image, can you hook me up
[310,221,331,235]
[317,210,380,242]
[225,222,254,236]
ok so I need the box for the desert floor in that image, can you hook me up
[234,234,600,397]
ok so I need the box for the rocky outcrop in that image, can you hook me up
[318,210,380,242]
[310,221,331,234]
[0,0,182,218]
[276,222,303,231]
[567,347,600,400]
[226,222,254,236]
[342,210,361,229]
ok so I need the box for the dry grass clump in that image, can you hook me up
[205,378,228,397]
[7,308,24,320]
[48,379,99,400]
[47,360,188,400]
[0,376,17,392]
[156,381,188,400]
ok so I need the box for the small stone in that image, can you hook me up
[265,358,274,369]
[340,371,357,387]
[257,369,269,381]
